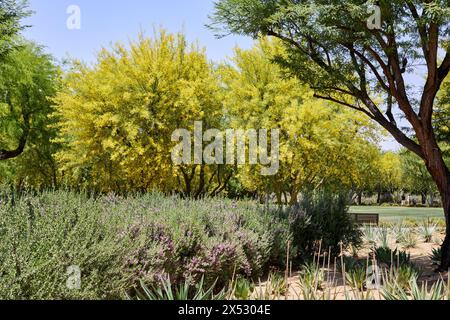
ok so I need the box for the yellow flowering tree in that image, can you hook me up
[220,39,381,204]
[54,31,223,193]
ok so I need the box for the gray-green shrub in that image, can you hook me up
[0,190,290,299]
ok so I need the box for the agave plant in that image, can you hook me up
[299,261,325,290]
[410,281,447,301]
[430,247,442,266]
[362,225,377,246]
[377,227,390,249]
[382,279,446,301]
[418,220,437,243]
[393,222,409,244]
[400,232,418,249]
[392,220,404,235]
[384,265,420,291]
[372,247,411,267]
[134,276,226,300]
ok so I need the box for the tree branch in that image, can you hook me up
[0,110,30,161]
[313,94,374,118]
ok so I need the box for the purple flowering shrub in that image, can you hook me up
[115,194,292,293]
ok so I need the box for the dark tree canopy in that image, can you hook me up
[210,0,450,269]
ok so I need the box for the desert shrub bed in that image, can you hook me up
[0,190,294,299]
[0,189,363,300]
[0,189,447,300]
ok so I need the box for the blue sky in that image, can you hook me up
[23,0,401,151]
[24,0,253,63]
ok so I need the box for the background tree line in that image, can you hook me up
[0,1,448,207]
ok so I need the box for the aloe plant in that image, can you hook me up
[297,261,326,300]
[300,261,325,290]
[345,266,367,292]
[269,273,288,297]
[253,273,289,300]
[232,278,255,300]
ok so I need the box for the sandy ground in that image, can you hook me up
[256,231,449,300]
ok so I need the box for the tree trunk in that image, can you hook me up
[194,165,205,199]
[377,188,381,205]
[429,193,434,207]
[181,166,196,198]
[417,133,450,270]
[439,184,450,271]
[356,192,362,206]
[276,192,282,206]
[421,192,427,206]
[289,190,299,206]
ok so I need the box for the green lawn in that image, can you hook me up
[349,206,445,221]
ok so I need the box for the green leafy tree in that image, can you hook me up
[436,77,450,157]
[351,143,382,205]
[0,0,31,161]
[377,151,402,203]
[0,0,29,60]
[0,42,59,187]
[210,0,450,270]
[220,39,381,204]
[400,149,437,206]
